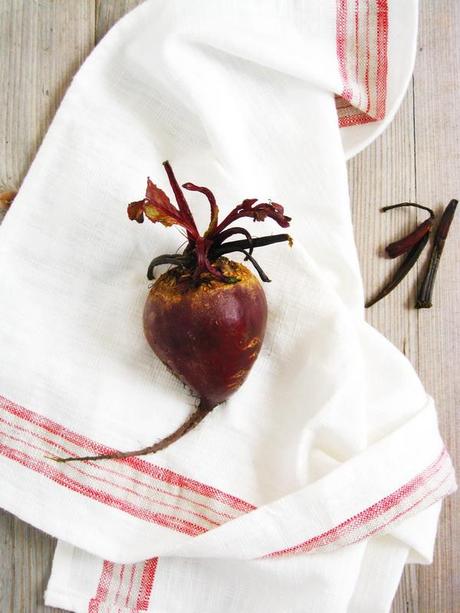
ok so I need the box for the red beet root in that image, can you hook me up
[52,163,291,463]
[144,258,267,411]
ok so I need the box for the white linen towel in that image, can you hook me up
[0,1,455,611]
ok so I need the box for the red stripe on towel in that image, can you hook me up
[88,561,114,612]
[136,558,159,610]
[0,394,454,611]
[0,420,222,529]
[0,395,254,518]
[88,557,158,612]
[336,0,388,127]
[0,441,205,535]
[0,409,236,523]
[267,448,454,557]
[375,0,389,119]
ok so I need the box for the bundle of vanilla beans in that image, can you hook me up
[366,199,458,309]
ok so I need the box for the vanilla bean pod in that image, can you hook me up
[415,199,458,309]
[366,233,430,308]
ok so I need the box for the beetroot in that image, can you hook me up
[144,257,267,411]
[54,162,291,463]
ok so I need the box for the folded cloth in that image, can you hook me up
[0,0,455,611]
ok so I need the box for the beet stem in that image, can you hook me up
[146,234,292,280]
[212,233,291,257]
[237,250,271,282]
[162,161,198,242]
[147,254,192,280]
[47,402,214,463]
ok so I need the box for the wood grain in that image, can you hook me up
[0,1,458,611]
[410,2,459,611]
[95,0,143,43]
[0,2,95,611]
[0,0,95,191]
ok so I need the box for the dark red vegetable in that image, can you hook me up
[144,258,267,412]
[51,162,291,463]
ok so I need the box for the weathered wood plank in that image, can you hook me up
[0,510,65,613]
[95,0,143,43]
[0,510,15,613]
[0,2,95,611]
[412,2,460,612]
[0,0,95,191]
[349,84,418,359]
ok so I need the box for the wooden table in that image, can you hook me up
[0,1,458,611]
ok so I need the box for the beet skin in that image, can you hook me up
[143,257,267,410]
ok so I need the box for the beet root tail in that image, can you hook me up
[47,401,215,463]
